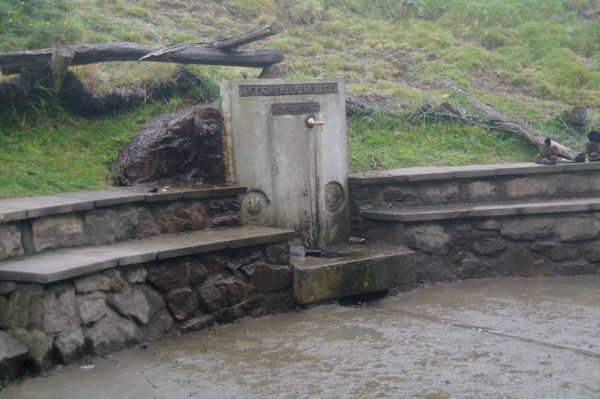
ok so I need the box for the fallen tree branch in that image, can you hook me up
[0,42,283,75]
[138,42,209,61]
[139,23,282,61]
[434,77,584,162]
[208,22,281,50]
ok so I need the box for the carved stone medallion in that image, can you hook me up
[325,182,345,214]
[242,190,270,223]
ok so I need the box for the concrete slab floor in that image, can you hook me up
[2,276,599,399]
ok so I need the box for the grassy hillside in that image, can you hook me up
[1,0,599,197]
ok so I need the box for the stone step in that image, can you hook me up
[349,162,600,184]
[361,198,600,223]
[0,186,246,261]
[0,225,295,284]
[349,162,600,209]
[0,186,246,222]
[292,246,416,304]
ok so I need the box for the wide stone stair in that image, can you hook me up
[0,185,295,374]
[350,162,600,282]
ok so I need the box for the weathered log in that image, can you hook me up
[139,23,282,60]
[49,46,74,91]
[435,77,584,162]
[0,42,284,75]
[208,23,281,50]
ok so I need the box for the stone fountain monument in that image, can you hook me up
[221,78,350,249]
[221,78,415,304]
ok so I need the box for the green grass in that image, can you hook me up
[2,0,598,108]
[2,0,598,107]
[1,0,599,197]
[0,100,179,199]
[348,113,537,172]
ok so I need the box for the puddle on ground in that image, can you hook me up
[3,276,600,399]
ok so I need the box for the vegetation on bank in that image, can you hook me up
[0,101,176,198]
[347,113,537,172]
[0,0,598,197]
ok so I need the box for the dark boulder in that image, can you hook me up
[113,104,226,185]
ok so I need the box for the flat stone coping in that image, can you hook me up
[349,162,600,185]
[292,247,416,304]
[0,225,294,284]
[0,186,246,223]
[361,198,600,222]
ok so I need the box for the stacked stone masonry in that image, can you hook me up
[0,195,241,261]
[350,168,600,211]
[0,242,292,371]
[0,187,300,374]
[350,163,600,283]
[359,214,600,283]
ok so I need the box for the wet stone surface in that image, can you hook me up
[0,195,241,258]
[0,240,292,371]
[3,276,599,399]
[359,213,600,282]
[349,166,600,208]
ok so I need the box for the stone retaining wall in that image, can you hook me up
[357,213,600,283]
[0,241,292,371]
[0,197,241,260]
[350,170,600,210]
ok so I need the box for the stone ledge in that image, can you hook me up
[361,198,600,222]
[292,247,416,304]
[0,225,294,284]
[0,186,246,223]
[349,162,600,185]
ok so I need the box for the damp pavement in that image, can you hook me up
[2,276,599,399]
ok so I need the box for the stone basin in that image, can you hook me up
[292,245,416,304]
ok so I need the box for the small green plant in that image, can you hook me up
[0,374,22,389]
[536,111,588,152]
[366,61,395,81]
[476,26,510,50]
[123,6,151,18]
[289,0,325,24]
[225,0,275,19]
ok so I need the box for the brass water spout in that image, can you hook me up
[306,116,325,128]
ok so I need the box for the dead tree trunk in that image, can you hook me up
[208,23,281,50]
[435,77,584,162]
[0,23,284,75]
[139,23,282,60]
[0,43,283,75]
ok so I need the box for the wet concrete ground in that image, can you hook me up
[3,276,599,399]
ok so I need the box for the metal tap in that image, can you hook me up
[305,115,325,128]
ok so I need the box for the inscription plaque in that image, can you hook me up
[239,83,338,97]
[272,102,320,115]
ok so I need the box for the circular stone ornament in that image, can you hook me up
[242,190,270,223]
[325,182,346,214]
